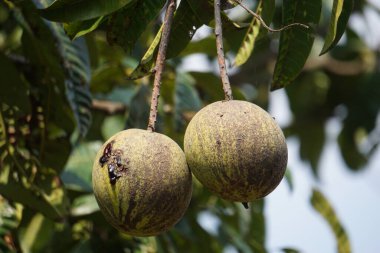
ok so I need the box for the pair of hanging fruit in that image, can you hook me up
[92,0,288,236]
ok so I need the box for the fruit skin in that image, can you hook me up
[184,100,287,202]
[92,129,192,237]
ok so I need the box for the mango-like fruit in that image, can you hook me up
[92,129,192,236]
[184,100,287,202]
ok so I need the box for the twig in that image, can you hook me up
[147,0,176,132]
[215,0,233,101]
[231,0,309,32]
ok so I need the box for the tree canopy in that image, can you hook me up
[0,0,379,252]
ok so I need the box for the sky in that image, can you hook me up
[266,90,380,253]
[181,1,380,251]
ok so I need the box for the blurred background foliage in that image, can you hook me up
[0,0,379,252]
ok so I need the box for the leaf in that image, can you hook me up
[125,84,151,129]
[338,126,367,170]
[61,141,102,192]
[310,189,351,253]
[246,200,267,252]
[190,72,246,103]
[282,248,301,253]
[18,212,55,253]
[47,19,93,138]
[71,194,99,216]
[64,16,104,40]
[272,0,322,90]
[107,0,166,53]
[320,0,354,55]
[101,115,125,140]
[234,0,275,66]
[0,174,69,221]
[284,169,294,191]
[39,0,134,22]
[0,53,31,113]
[180,36,217,56]
[129,0,212,80]
[0,198,20,252]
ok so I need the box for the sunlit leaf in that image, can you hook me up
[0,174,69,220]
[234,0,275,66]
[320,0,354,55]
[311,189,351,253]
[71,194,99,216]
[129,0,212,80]
[18,212,55,253]
[64,16,104,40]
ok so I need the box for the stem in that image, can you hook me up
[231,0,309,32]
[147,0,176,132]
[215,0,233,101]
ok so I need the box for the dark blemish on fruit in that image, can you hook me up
[99,156,108,167]
[99,141,114,166]
[108,163,120,185]
[242,202,249,209]
[104,142,113,157]
[116,155,122,167]
[216,140,221,145]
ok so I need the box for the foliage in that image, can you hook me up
[0,0,379,252]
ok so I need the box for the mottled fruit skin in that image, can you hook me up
[92,129,192,236]
[184,100,287,202]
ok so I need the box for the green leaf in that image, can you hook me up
[246,200,267,252]
[0,175,69,221]
[71,194,99,216]
[125,84,151,129]
[129,0,212,80]
[284,169,294,191]
[64,16,104,40]
[234,0,275,66]
[0,53,30,113]
[18,213,55,253]
[338,126,367,170]
[272,0,322,90]
[107,0,166,53]
[39,0,134,22]
[101,115,125,140]
[62,141,102,192]
[180,36,217,56]
[320,0,354,55]
[310,189,351,253]
[44,17,93,138]
[282,248,301,253]
[190,72,246,103]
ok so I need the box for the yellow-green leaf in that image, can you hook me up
[311,189,351,253]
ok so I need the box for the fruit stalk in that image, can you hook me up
[147,0,176,132]
[215,0,233,101]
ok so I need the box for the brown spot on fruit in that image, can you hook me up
[184,100,287,202]
[92,129,192,236]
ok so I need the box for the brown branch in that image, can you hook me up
[147,0,176,132]
[92,99,127,114]
[231,0,309,32]
[215,0,233,101]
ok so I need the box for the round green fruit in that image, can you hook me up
[92,129,192,236]
[184,100,287,202]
